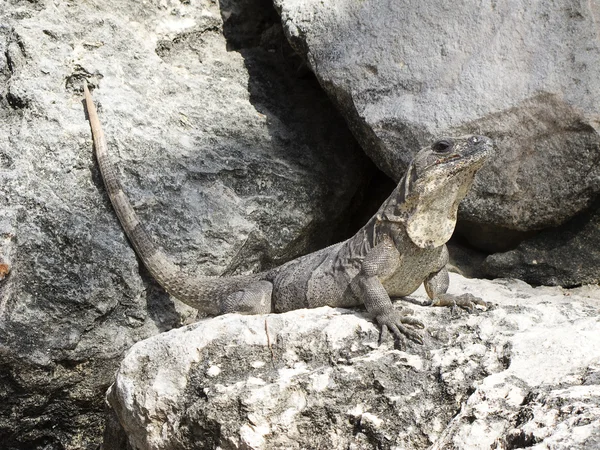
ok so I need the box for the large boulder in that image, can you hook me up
[105,274,600,449]
[273,0,600,245]
[0,0,370,447]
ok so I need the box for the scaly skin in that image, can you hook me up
[83,83,493,347]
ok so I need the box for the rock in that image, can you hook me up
[106,274,600,450]
[273,0,600,236]
[483,201,600,287]
[0,0,370,447]
[446,240,487,279]
[434,372,600,450]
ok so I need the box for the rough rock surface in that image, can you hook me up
[0,0,371,447]
[483,201,600,287]
[105,274,600,450]
[273,0,600,239]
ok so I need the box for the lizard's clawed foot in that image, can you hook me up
[432,293,491,312]
[376,310,424,348]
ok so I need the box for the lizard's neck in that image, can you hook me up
[372,169,476,249]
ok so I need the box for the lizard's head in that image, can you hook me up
[411,135,493,188]
[385,135,493,248]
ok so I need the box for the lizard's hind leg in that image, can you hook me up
[221,280,274,314]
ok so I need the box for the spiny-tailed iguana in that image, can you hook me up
[83,83,493,347]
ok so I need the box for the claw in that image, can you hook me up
[400,316,425,329]
[397,324,423,345]
[388,323,408,350]
[378,324,390,346]
[375,310,424,347]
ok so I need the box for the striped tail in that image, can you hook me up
[83,83,257,314]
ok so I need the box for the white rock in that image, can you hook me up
[105,274,600,449]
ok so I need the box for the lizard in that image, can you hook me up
[83,82,493,347]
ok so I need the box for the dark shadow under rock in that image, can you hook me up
[484,199,600,287]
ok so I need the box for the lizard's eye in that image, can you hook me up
[432,140,452,153]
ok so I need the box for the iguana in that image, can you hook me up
[83,83,493,347]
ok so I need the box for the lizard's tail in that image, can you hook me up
[83,83,257,315]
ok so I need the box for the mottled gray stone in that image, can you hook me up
[273,0,600,235]
[0,0,370,447]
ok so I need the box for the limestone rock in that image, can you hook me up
[0,0,369,447]
[273,0,600,236]
[105,275,600,449]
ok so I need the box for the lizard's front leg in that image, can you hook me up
[353,237,424,347]
[424,264,489,311]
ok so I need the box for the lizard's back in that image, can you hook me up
[269,221,443,312]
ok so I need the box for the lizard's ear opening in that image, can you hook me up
[397,162,418,205]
